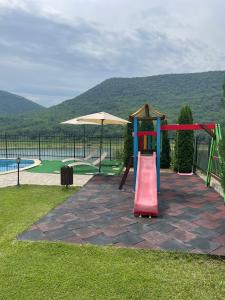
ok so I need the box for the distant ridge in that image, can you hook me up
[0,90,44,115]
[0,70,224,135]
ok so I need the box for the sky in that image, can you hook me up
[0,0,225,107]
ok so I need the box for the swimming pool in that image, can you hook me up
[0,158,40,174]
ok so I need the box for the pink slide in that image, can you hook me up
[134,152,159,217]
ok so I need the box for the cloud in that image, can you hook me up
[0,0,225,105]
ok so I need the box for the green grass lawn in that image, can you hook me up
[28,159,124,175]
[0,186,225,299]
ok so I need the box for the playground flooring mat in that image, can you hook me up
[28,159,123,176]
[18,173,225,255]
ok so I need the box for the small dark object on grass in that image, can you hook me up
[61,166,73,187]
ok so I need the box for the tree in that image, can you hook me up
[161,120,171,168]
[140,118,154,152]
[222,80,225,105]
[174,105,194,173]
[123,121,133,166]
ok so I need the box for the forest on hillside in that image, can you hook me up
[0,71,224,136]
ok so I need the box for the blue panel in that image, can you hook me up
[156,118,161,192]
[133,117,138,191]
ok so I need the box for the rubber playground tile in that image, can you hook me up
[194,219,221,230]
[17,173,225,256]
[215,224,225,234]
[102,225,128,237]
[19,229,45,241]
[210,246,225,256]
[188,237,220,252]
[146,222,176,233]
[84,234,118,245]
[191,226,220,239]
[168,229,196,242]
[126,223,156,235]
[160,239,194,252]
[133,240,162,250]
[75,227,102,239]
[173,220,199,231]
[64,234,85,244]
[175,212,200,222]
[115,231,144,246]
[212,234,225,245]
[142,230,170,244]
[45,228,75,241]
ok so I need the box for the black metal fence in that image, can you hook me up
[0,133,221,179]
[195,136,220,179]
[170,135,220,179]
[0,134,124,161]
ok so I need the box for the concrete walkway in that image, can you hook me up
[0,171,93,188]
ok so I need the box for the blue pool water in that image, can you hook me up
[0,159,35,173]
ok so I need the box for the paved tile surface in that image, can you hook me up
[18,173,225,255]
[0,171,92,187]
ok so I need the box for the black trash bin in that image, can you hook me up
[61,166,73,186]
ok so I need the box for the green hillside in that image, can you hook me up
[0,90,44,116]
[0,71,224,135]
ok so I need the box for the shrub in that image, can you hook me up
[161,120,171,168]
[123,122,133,166]
[174,105,194,173]
[140,118,155,152]
[221,80,225,105]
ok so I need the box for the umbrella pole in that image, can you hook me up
[83,125,86,158]
[99,120,104,172]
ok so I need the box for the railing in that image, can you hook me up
[195,136,220,179]
[0,133,221,179]
[0,134,124,161]
[169,135,221,179]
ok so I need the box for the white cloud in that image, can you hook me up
[0,0,225,105]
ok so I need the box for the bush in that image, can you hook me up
[161,120,171,168]
[140,118,155,152]
[123,122,133,166]
[221,80,225,105]
[174,105,194,173]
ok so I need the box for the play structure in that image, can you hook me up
[120,104,222,217]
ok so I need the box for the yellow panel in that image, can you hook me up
[143,135,147,150]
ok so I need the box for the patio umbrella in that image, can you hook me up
[61,117,100,157]
[77,112,130,172]
[61,118,100,126]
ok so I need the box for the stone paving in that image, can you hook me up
[0,171,93,188]
[18,173,225,255]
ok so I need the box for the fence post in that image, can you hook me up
[193,135,198,172]
[5,133,8,158]
[83,126,86,158]
[207,136,211,161]
[38,134,41,160]
[133,117,138,191]
[156,117,161,193]
[109,137,112,160]
[73,135,76,158]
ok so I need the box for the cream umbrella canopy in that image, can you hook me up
[77,112,130,172]
[61,118,100,126]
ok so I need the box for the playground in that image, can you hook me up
[17,105,225,255]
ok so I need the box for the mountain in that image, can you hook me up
[0,71,225,135]
[0,90,44,115]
